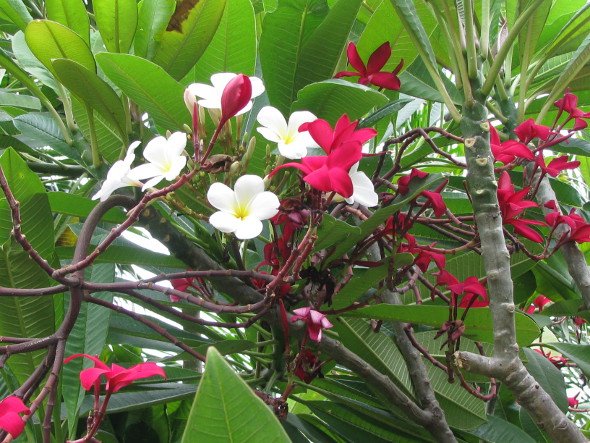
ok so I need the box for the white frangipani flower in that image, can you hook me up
[207,175,280,240]
[186,73,265,116]
[345,163,379,207]
[256,106,317,159]
[128,132,188,191]
[92,141,142,202]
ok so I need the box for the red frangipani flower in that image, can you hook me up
[219,74,253,127]
[545,201,590,244]
[535,152,580,177]
[422,190,447,217]
[335,42,404,91]
[534,349,568,369]
[568,393,580,409]
[300,114,376,154]
[555,92,590,130]
[398,234,446,272]
[290,307,333,342]
[435,270,488,308]
[397,169,428,195]
[489,125,533,164]
[294,349,323,383]
[271,141,363,197]
[525,295,551,314]
[497,172,544,243]
[64,354,166,394]
[514,119,552,144]
[0,396,29,438]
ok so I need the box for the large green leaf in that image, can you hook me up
[291,79,388,123]
[152,0,227,80]
[522,348,568,412]
[24,20,96,77]
[259,0,328,115]
[0,0,32,31]
[134,0,176,60]
[182,347,290,443]
[46,0,90,44]
[0,149,56,383]
[186,0,257,84]
[47,191,126,223]
[470,415,536,443]
[338,305,541,346]
[63,262,115,437]
[52,58,127,142]
[94,0,138,53]
[96,53,190,131]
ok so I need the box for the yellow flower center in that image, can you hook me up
[233,203,250,220]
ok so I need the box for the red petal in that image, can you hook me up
[220,74,252,124]
[108,362,166,393]
[422,191,446,217]
[327,141,362,170]
[79,367,110,391]
[368,72,401,90]
[0,412,26,438]
[306,119,335,153]
[304,166,334,192]
[334,70,360,79]
[329,167,354,197]
[366,42,391,73]
[64,353,110,370]
[510,220,544,243]
[346,42,366,76]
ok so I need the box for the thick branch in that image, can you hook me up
[383,290,456,442]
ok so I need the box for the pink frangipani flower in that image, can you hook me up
[0,396,29,438]
[290,307,333,342]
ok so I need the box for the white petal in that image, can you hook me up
[256,127,282,143]
[287,110,316,133]
[197,97,222,110]
[211,72,236,90]
[128,163,162,180]
[257,106,287,132]
[142,175,165,191]
[234,101,253,116]
[234,175,265,207]
[351,171,378,207]
[142,136,168,165]
[92,180,124,201]
[187,83,218,101]
[207,182,237,212]
[123,141,141,164]
[105,160,130,181]
[250,77,265,98]
[167,132,187,156]
[210,211,240,233]
[248,191,280,220]
[164,155,187,181]
[278,141,307,159]
[234,216,263,240]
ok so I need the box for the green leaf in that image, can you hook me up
[470,415,536,443]
[313,214,361,252]
[96,53,190,131]
[554,138,590,157]
[359,98,413,128]
[522,348,568,412]
[56,244,186,268]
[0,149,56,383]
[544,342,590,378]
[52,58,127,141]
[291,79,388,124]
[94,0,138,53]
[332,257,413,309]
[186,0,257,83]
[259,0,328,115]
[48,191,126,224]
[0,90,40,110]
[0,0,32,31]
[152,0,227,80]
[46,0,90,44]
[24,19,96,77]
[134,0,176,60]
[182,347,290,443]
[338,305,541,346]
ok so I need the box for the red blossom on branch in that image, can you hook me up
[489,125,533,164]
[435,270,488,308]
[64,354,166,394]
[290,307,333,342]
[219,74,252,127]
[497,171,544,243]
[514,119,552,144]
[535,152,580,177]
[294,349,323,383]
[397,169,428,195]
[555,91,590,130]
[335,42,403,91]
[0,396,29,438]
[525,295,551,314]
[545,201,590,244]
[300,114,376,154]
[398,234,446,272]
[534,349,568,369]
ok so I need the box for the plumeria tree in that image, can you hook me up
[0,0,589,441]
